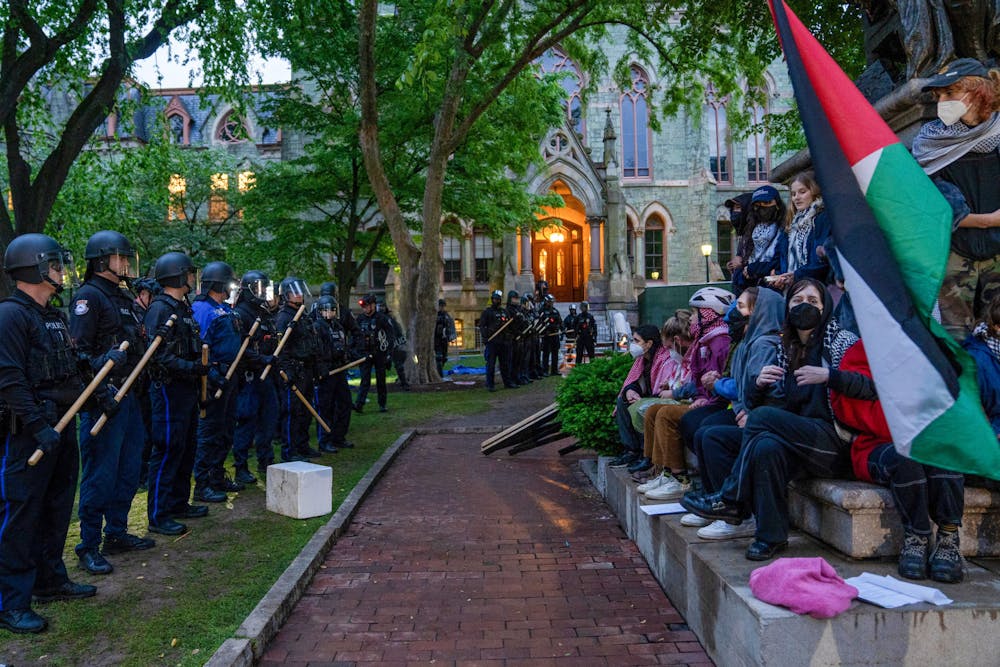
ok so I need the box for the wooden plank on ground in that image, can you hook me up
[480,403,557,453]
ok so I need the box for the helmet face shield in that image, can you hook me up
[108,251,138,280]
[46,250,76,292]
[281,278,311,299]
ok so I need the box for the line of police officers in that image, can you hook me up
[0,231,395,635]
[477,280,597,391]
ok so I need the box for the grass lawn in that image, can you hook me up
[2,372,524,666]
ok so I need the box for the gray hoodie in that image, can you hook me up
[731,288,784,414]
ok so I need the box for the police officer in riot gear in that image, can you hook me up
[71,231,153,575]
[145,252,212,536]
[575,301,597,363]
[0,234,95,635]
[276,277,321,460]
[510,293,533,385]
[232,270,279,481]
[320,279,361,339]
[354,293,395,412]
[539,293,563,375]
[132,277,159,490]
[312,296,355,452]
[434,298,456,377]
[191,261,242,501]
[563,304,579,344]
[479,289,515,391]
[381,300,409,389]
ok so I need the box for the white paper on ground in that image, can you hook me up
[845,572,953,608]
[639,503,686,515]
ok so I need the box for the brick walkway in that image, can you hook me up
[261,434,713,666]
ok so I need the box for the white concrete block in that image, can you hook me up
[265,462,332,519]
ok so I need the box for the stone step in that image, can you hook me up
[788,479,1000,559]
[586,458,1000,667]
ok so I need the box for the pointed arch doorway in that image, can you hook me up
[534,180,588,303]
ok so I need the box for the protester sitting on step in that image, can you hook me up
[832,342,965,583]
[608,324,671,469]
[678,287,784,540]
[681,278,872,561]
[635,287,734,498]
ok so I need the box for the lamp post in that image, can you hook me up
[700,243,712,283]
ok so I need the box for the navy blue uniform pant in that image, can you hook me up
[0,425,77,611]
[867,443,964,535]
[484,341,512,389]
[194,379,238,489]
[234,375,278,469]
[147,380,199,527]
[541,336,560,374]
[281,378,313,460]
[77,393,144,551]
[315,374,351,447]
[356,355,387,409]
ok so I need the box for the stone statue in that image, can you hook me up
[858,0,1000,80]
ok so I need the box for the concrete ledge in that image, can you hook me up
[789,479,1000,558]
[206,430,417,667]
[588,457,1000,667]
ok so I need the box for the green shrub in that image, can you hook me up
[556,353,633,455]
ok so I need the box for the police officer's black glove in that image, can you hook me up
[208,367,227,391]
[33,426,61,456]
[96,348,128,370]
[98,390,120,419]
[260,354,275,367]
[191,360,211,376]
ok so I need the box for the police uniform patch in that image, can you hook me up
[74,300,90,316]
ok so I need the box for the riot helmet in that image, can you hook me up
[316,295,338,319]
[569,304,577,313]
[199,261,236,296]
[358,292,377,313]
[133,277,161,296]
[84,230,137,281]
[240,269,272,305]
[490,289,502,305]
[319,281,337,297]
[279,276,311,303]
[580,301,589,312]
[544,294,555,305]
[507,290,520,307]
[154,252,197,290]
[4,233,75,293]
[437,298,447,309]
[536,279,549,296]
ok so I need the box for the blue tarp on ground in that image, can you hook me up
[447,364,486,376]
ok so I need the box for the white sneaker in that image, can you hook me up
[680,513,712,527]
[644,475,691,501]
[697,517,757,540]
[637,473,667,493]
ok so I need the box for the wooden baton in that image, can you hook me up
[486,316,513,342]
[90,314,178,436]
[278,369,332,433]
[29,341,130,466]
[214,318,260,399]
[327,356,367,377]
[260,303,306,380]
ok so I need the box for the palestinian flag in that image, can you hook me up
[768,0,1000,478]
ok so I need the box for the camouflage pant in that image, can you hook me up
[939,251,1000,342]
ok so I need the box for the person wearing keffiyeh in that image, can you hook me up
[912,58,1000,341]
[682,279,876,562]
[608,324,669,469]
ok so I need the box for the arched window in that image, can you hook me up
[163,95,192,145]
[746,89,770,183]
[644,215,666,281]
[536,48,584,135]
[621,66,650,179]
[705,83,731,183]
[217,111,250,143]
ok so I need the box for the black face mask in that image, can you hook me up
[756,205,781,222]
[788,302,822,330]
[728,309,748,342]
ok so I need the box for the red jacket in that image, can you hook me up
[829,342,890,482]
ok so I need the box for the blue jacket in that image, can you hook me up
[192,295,242,365]
[962,335,1000,435]
[778,209,831,282]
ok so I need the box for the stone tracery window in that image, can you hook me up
[217,112,250,143]
[621,66,650,179]
[705,83,731,183]
[536,48,584,135]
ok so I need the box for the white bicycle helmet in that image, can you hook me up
[689,286,735,314]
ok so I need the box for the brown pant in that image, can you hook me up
[642,403,690,471]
